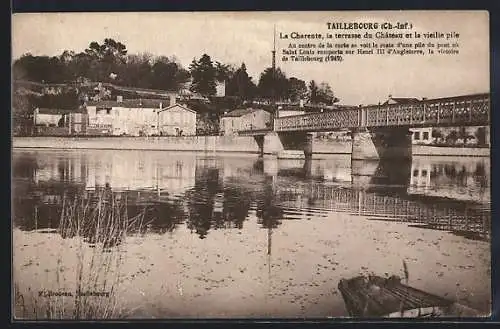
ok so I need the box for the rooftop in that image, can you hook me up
[383,97,421,105]
[87,99,168,108]
[159,103,196,113]
[36,108,85,114]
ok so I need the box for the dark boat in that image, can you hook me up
[338,275,481,318]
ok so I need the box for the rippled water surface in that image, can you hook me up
[12,149,491,318]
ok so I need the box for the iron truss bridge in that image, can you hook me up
[238,93,489,135]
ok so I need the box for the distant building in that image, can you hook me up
[277,101,307,118]
[381,96,434,145]
[215,81,226,97]
[158,101,197,136]
[86,95,196,136]
[86,97,166,136]
[33,108,87,136]
[33,108,66,127]
[220,108,271,136]
[410,127,434,145]
[382,96,421,106]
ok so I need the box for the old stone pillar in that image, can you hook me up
[263,132,285,155]
[303,133,314,159]
[303,158,312,178]
[351,127,412,161]
[254,135,265,157]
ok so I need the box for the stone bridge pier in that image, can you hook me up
[261,132,314,158]
[253,135,265,156]
[351,127,412,186]
[351,127,413,161]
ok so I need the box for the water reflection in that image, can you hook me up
[12,150,490,244]
[408,157,490,202]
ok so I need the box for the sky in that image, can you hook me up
[12,11,489,105]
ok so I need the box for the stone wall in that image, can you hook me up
[13,136,490,157]
[12,136,261,153]
[412,145,490,157]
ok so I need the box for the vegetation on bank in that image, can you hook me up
[14,190,147,319]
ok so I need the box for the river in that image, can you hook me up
[12,149,491,319]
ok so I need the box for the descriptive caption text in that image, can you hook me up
[278,21,461,63]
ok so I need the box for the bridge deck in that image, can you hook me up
[238,93,489,135]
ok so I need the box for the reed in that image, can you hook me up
[14,189,146,320]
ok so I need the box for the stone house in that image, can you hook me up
[220,108,271,136]
[409,127,434,145]
[158,102,197,136]
[86,97,163,136]
[33,108,87,135]
[86,95,196,136]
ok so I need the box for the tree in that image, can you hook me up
[317,82,339,105]
[474,127,487,146]
[288,77,308,102]
[226,63,257,100]
[13,54,69,83]
[84,38,128,82]
[458,126,467,144]
[308,80,339,105]
[85,38,127,60]
[12,89,35,136]
[257,67,289,101]
[117,53,153,88]
[150,56,190,91]
[189,54,217,97]
[446,130,458,144]
[214,61,235,83]
[308,80,319,103]
[432,129,443,144]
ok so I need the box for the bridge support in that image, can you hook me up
[304,133,313,159]
[263,132,285,155]
[266,132,313,159]
[254,135,265,156]
[351,127,412,161]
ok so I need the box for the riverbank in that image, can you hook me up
[12,136,261,153]
[412,144,490,157]
[12,137,490,157]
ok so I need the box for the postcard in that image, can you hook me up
[11,11,490,319]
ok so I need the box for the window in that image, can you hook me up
[423,131,429,140]
[421,170,428,177]
[413,169,419,177]
[414,131,420,140]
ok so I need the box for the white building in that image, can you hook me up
[220,108,271,136]
[86,95,196,136]
[86,96,165,136]
[158,102,197,136]
[410,127,434,145]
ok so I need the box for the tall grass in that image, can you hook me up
[14,189,147,320]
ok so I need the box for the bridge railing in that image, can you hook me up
[274,109,360,132]
[237,128,273,136]
[274,93,490,132]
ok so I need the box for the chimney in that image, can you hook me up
[159,102,163,109]
[117,95,123,103]
[299,99,304,108]
[169,95,176,107]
